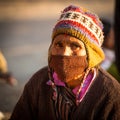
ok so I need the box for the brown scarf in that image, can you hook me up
[49,55,88,87]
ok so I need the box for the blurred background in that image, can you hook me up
[0,0,115,119]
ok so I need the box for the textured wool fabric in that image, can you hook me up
[10,66,120,120]
[49,55,88,84]
[51,5,105,68]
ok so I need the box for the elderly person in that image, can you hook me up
[10,5,120,120]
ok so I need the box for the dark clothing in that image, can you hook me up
[10,66,120,120]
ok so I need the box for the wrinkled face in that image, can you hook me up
[49,34,88,84]
[50,34,86,56]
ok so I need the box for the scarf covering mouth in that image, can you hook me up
[49,55,88,83]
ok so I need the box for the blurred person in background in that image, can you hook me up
[101,18,120,82]
[10,5,120,120]
[0,51,17,119]
[0,50,17,86]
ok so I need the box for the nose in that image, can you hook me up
[62,46,72,56]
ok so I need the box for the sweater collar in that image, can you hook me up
[47,69,96,97]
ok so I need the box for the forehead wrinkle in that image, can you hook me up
[53,34,85,47]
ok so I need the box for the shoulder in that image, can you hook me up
[96,67,120,96]
[98,67,120,84]
[30,66,49,81]
[25,66,49,90]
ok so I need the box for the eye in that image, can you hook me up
[70,43,81,50]
[55,41,63,48]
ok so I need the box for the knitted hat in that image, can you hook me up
[51,5,105,68]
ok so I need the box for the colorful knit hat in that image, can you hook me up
[51,5,105,68]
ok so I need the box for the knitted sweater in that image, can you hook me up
[10,66,120,120]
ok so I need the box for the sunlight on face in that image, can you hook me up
[50,34,86,56]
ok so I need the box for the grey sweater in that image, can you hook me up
[10,66,120,120]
